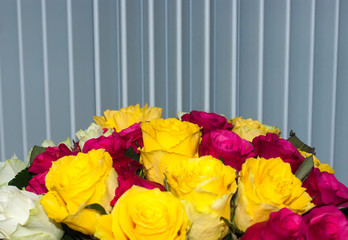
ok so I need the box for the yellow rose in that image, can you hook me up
[234,157,314,231]
[93,104,162,132]
[299,150,335,174]
[141,118,201,156]
[166,156,237,240]
[229,116,281,142]
[40,149,118,235]
[140,150,190,185]
[94,186,188,240]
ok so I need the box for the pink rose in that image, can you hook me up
[82,132,125,159]
[181,110,233,135]
[242,208,305,240]
[26,171,48,194]
[29,144,77,174]
[302,168,348,208]
[199,129,255,171]
[118,123,143,154]
[252,133,304,172]
[303,206,348,239]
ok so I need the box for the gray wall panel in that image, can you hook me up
[0,0,24,159]
[46,0,71,143]
[288,0,314,144]
[21,0,46,149]
[238,0,263,120]
[312,0,339,165]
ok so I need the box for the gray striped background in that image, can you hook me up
[1,0,348,185]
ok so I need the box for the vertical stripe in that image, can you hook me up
[283,0,291,137]
[164,0,169,117]
[67,0,76,139]
[0,55,5,161]
[204,0,210,112]
[231,0,238,117]
[93,0,101,116]
[212,0,216,112]
[257,0,264,122]
[148,0,155,106]
[116,0,121,109]
[330,0,340,168]
[189,0,192,110]
[41,0,51,140]
[120,0,128,107]
[140,0,145,105]
[307,0,316,146]
[17,0,28,156]
[176,0,182,112]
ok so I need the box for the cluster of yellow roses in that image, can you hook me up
[39,104,316,240]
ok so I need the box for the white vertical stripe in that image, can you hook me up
[120,0,128,107]
[67,0,76,139]
[41,0,51,140]
[148,0,155,106]
[330,0,340,168]
[116,0,121,109]
[231,0,237,117]
[93,0,101,116]
[257,0,264,122]
[283,0,291,138]
[204,0,210,112]
[189,0,193,110]
[165,0,169,117]
[140,0,145,105]
[0,55,5,161]
[307,0,315,146]
[176,0,182,112]
[17,0,28,157]
[212,0,216,112]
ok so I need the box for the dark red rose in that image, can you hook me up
[252,133,304,172]
[29,144,77,174]
[302,168,348,208]
[199,129,255,171]
[113,156,143,178]
[82,132,125,160]
[181,110,233,135]
[118,123,143,154]
[242,208,305,240]
[26,171,48,195]
[303,205,348,239]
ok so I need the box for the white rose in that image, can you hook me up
[0,155,26,186]
[0,186,64,240]
[76,122,113,150]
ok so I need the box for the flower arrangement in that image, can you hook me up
[1,104,348,240]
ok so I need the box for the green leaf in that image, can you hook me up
[85,203,107,215]
[287,131,315,154]
[8,167,34,189]
[340,207,348,220]
[221,217,244,237]
[295,155,314,182]
[29,145,46,165]
[124,146,140,161]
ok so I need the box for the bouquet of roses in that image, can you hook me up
[1,104,348,240]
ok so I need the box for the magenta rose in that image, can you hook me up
[252,133,304,172]
[303,205,348,239]
[29,144,77,174]
[82,132,125,159]
[181,110,233,135]
[26,171,48,195]
[118,123,143,154]
[242,208,305,240]
[302,168,348,208]
[199,129,255,171]
[110,156,165,206]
